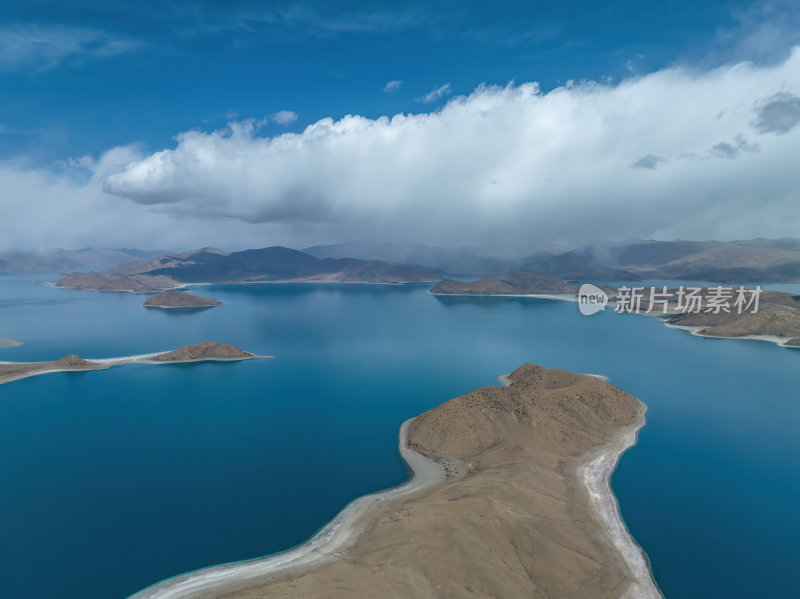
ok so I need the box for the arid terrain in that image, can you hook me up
[646,288,800,346]
[430,272,577,295]
[135,364,659,599]
[0,342,262,385]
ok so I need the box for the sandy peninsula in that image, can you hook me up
[645,288,800,348]
[0,342,268,386]
[132,364,659,599]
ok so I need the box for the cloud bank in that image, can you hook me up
[4,47,800,253]
[103,47,800,249]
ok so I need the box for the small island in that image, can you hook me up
[142,289,225,309]
[429,272,578,296]
[0,339,22,347]
[0,342,267,385]
[132,364,659,599]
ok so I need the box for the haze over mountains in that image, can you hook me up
[12,237,799,290]
[307,238,800,282]
[53,247,442,291]
[0,248,167,274]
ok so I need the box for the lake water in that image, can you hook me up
[1,272,798,598]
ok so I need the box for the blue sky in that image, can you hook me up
[2,1,800,252]
[3,0,794,161]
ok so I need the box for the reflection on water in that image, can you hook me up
[0,274,797,599]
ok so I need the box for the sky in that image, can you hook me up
[2,0,800,254]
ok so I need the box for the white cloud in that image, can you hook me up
[4,47,800,253]
[102,48,800,250]
[271,110,298,125]
[0,24,139,71]
[0,147,290,254]
[383,80,403,93]
[414,83,452,104]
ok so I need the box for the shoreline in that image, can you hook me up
[429,290,800,350]
[45,280,440,294]
[130,419,447,599]
[661,320,798,348]
[580,404,661,598]
[131,372,659,599]
[142,303,227,309]
[428,290,578,301]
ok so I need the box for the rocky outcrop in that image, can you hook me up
[149,342,254,362]
[142,290,225,308]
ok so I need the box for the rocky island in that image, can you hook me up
[142,290,225,309]
[429,272,578,296]
[0,338,22,347]
[0,342,265,385]
[132,364,659,599]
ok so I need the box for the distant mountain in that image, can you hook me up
[0,248,169,274]
[303,238,800,282]
[520,238,800,282]
[430,273,577,295]
[53,247,442,291]
[302,241,512,275]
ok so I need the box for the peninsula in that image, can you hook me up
[142,290,225,309]
[429,272,578,296]
[645,288,800,347]
[0,342,265,385]
[132,364,659,599]
[52,246,441,292]
[0,338,22,347]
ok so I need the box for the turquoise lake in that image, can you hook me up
[1,272,799,598]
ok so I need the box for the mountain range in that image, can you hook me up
[306,238,800,282]
[53,247,442,291]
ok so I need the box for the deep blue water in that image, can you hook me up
[1,272,798,598]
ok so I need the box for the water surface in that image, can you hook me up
[0,272,798,598]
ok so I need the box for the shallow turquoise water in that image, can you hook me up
[0,272,798,598]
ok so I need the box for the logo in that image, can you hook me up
[578,283,608,316]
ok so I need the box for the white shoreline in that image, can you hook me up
[47,279,440,294]
[129,419,446,599]
[133,372,659,599]
[0,351,271,385]
[661,320,798,348]
[580,406,662,598]
[507,371,659,596]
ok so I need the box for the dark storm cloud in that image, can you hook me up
[753,91,800,134]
